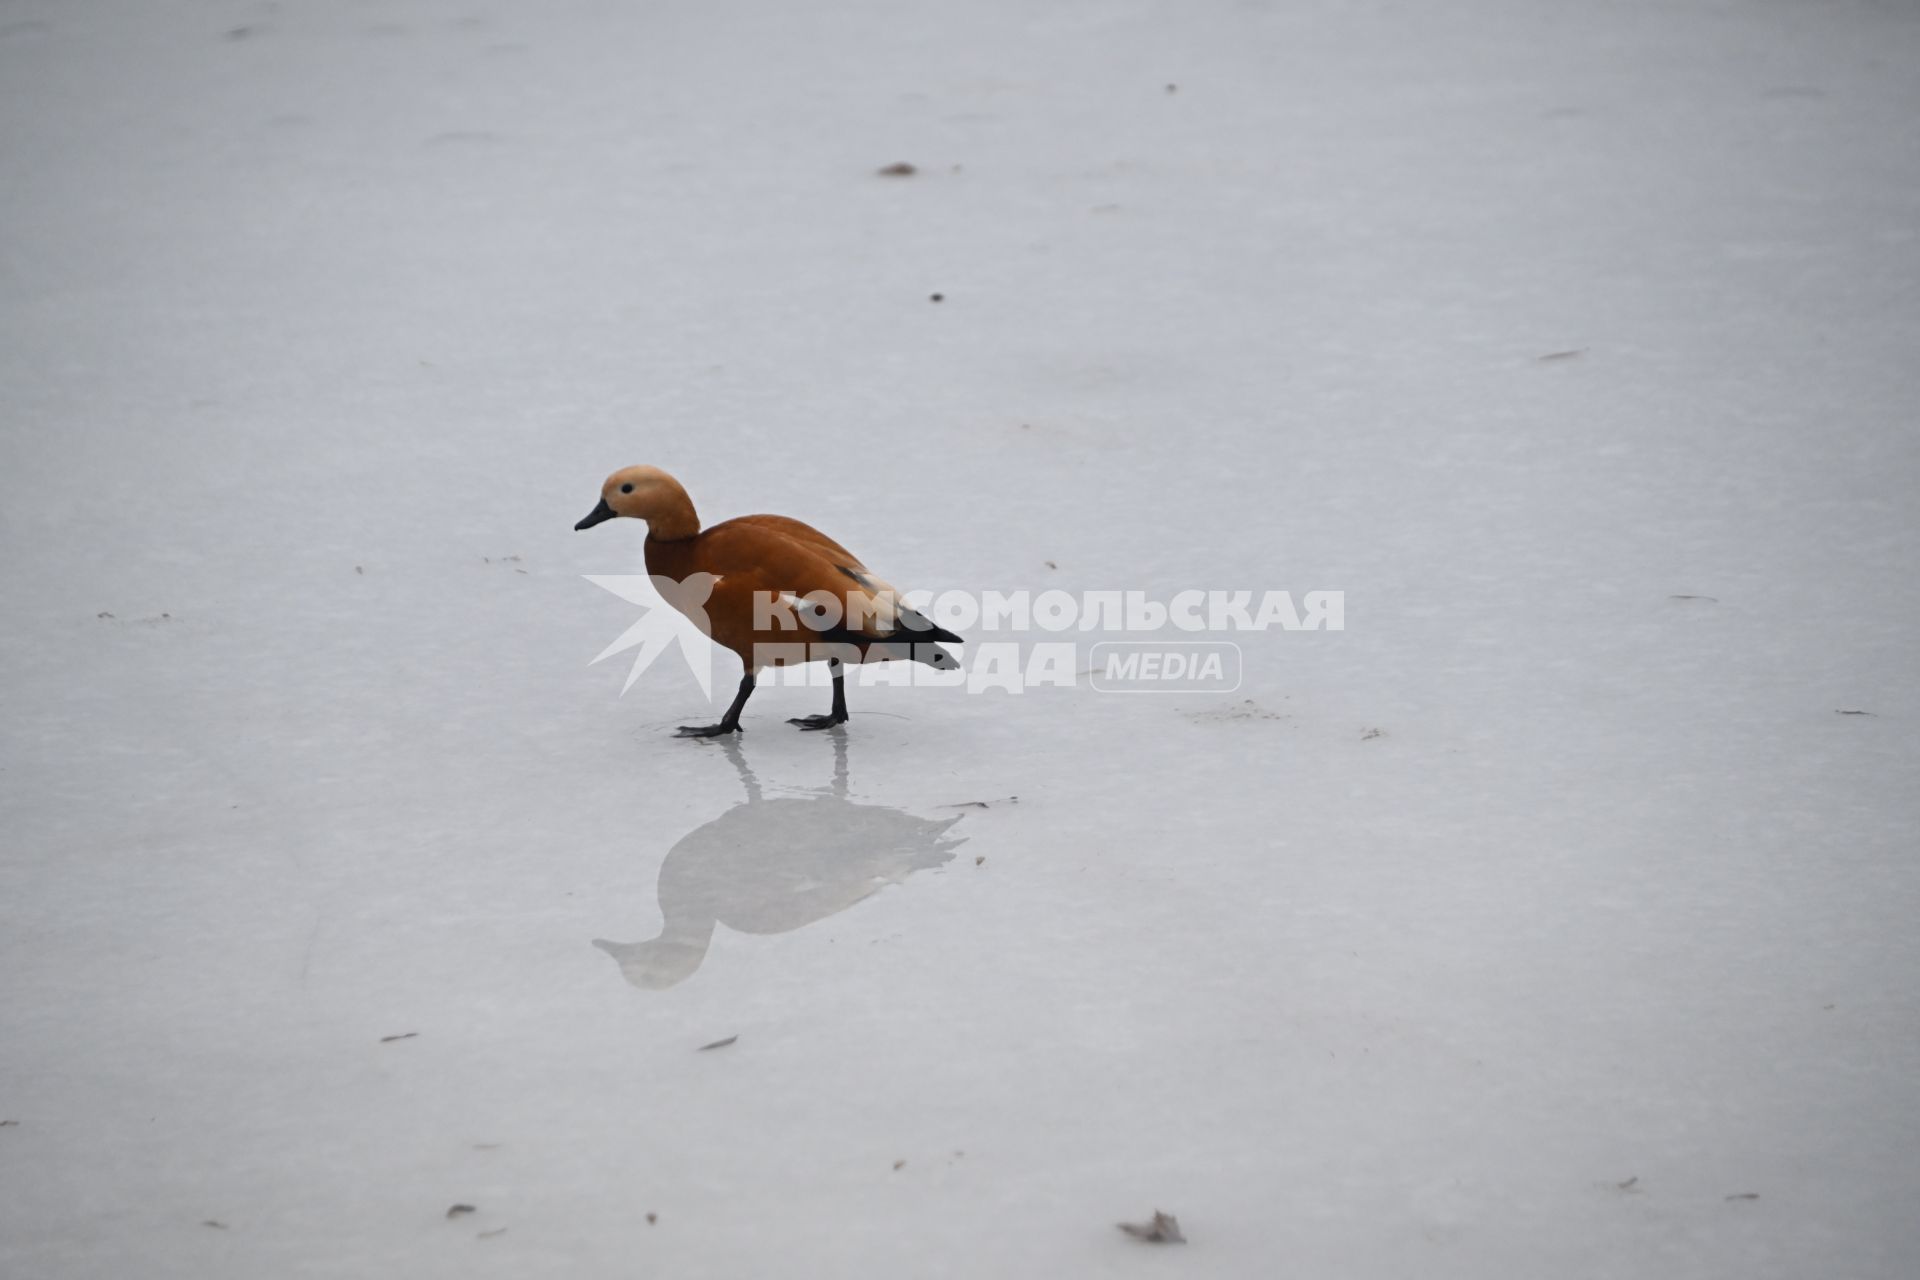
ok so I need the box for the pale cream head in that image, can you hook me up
[575,465,700,539]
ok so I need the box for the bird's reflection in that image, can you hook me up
[593,732,966,989]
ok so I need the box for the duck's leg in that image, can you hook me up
[676,670,756,738]
[788,659,849,731]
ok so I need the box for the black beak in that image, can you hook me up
[575,498,617,531]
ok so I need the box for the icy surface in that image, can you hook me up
[3,0,1919,1276]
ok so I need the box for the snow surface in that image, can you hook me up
[3,0,1919,1275]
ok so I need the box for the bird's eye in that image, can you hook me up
[620,483,634,494]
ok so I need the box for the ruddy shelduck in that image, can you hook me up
[575,465,961,736]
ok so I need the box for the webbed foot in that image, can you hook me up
[675,722,742,738]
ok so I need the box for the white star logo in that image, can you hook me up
[582,573,720,698]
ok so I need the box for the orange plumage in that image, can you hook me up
[575,466,959,736]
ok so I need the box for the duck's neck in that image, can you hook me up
[645,531,697,580]
[645,482,701,542]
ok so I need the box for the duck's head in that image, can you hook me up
[575,465,698,539]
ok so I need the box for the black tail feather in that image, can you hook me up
[913,643,961,670]
[813,617,963,654]
[828,633,962,669]
[895,607,962,645]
